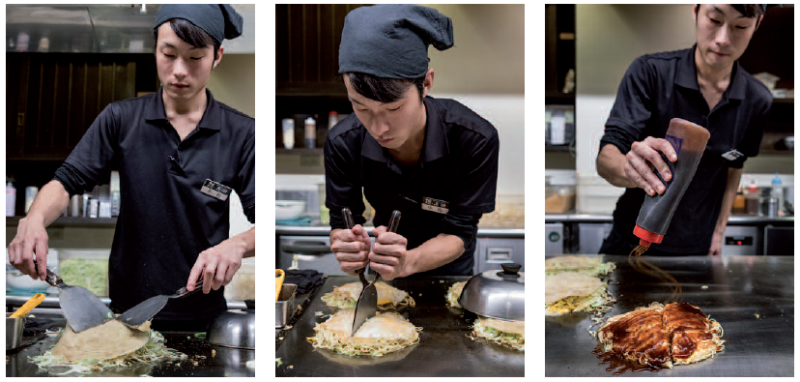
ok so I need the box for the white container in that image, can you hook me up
[6,182,16,217]
[99,201,112,218]
[88,199,99,218]
[276,200,306,220]
[6,248,58,293]
[24,186,38,213]
[224,258,255,301]
[282,118,295,149]
[304,117,317,148]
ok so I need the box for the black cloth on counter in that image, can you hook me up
[22,317,58,336]
[338,5,453,79]
[284,269,324,295]
[598,45,772,255]
[54,87,255,322]
[325,96,498,276]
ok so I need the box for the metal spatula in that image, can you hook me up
[117,275,204,328]
[34,259,114,333]
[349,209,401,336]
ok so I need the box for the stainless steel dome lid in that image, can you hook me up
[207,299,255,349]
[458,263,524,321]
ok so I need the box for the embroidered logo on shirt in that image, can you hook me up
[201,179,232,201]
[721,149,744,161]
[421,196,449,214]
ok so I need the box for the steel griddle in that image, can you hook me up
[276,275,524,377]
[546,255,793,377]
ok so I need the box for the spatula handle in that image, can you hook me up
[32,259,61,287]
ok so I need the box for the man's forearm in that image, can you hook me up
[24,180,71,227]
[597,145,637,188]
[715,168,742,234]
[229,227,255,258]
[402,234,465,277]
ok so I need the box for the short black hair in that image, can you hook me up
[154,18,221,60]
[346,72,425,104]
[694,4,765,28]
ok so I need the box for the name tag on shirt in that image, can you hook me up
[422,196,449,214]
[721,149,744,162]
[201,179,232,201]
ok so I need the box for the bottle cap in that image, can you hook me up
[634,225,664,247]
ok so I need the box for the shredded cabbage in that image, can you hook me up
[30,330,187,376]
[471,318,524,351]
[545,284,615,318]
[446,281,467,308]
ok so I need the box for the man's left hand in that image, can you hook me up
[369,226,409,281]
[188,237,248,293]
[708,230,723,256]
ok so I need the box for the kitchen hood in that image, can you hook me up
[7,4,254,54]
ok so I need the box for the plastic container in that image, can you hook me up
[24,186,38,214]
[634,118,710,246]
[6,182,15,217]
[6,249,58,293]
[304,117,317,148]
[224,258,255,301]
[110,171,121,216]
[282,118,295,149]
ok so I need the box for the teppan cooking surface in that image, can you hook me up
[276,275,524,377]
[545,255,793,377]
[6,331,255,377]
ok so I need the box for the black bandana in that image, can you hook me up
[338,5,454,79]
[154,4,243,43]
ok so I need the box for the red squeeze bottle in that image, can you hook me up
[633,118,711,247]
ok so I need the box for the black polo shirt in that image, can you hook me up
[324,96,499,276]
[55,88,255,321]
[599,45,772,254]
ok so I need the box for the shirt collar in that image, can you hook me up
[675,44,747,100]
[360,96,449,165]
[144,87,222,130]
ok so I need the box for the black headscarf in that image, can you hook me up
[338,5,454,79]
[154,4,243,43]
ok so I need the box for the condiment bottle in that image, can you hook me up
[633,118,710,247]
[328,111,338,130]
[304,117,316,148]
[746,179,759,216]
[769,173,782,217]
[6,182,15,217]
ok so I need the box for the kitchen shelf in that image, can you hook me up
[276,148,324,155]
[772,97,794,104]
[6,216,117,228]
[545,91,575,105]
[545,144,571,152]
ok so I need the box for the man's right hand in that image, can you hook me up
[8,216,49,281]
[624,137,678,196]
[330,224,371,275]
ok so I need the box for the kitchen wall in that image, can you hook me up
[575,4,794,213]
[207,54,256,118]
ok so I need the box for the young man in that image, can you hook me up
[7,4,255,330]
[325,5,499,279]
[596,4,771,256]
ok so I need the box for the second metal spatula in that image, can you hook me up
[116,276,204,328]
[346,208,401,336]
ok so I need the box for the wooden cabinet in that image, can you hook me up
[6,53,157,161]
[276,4,368,96]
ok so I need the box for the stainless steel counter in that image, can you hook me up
[276,225,524,238]
[6,294,248,311]
[545,213,794,225]
[545,255,793,377]
[276,275,524,377]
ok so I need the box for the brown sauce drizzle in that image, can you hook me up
[628,245,683,302]
[593,345,661,375]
